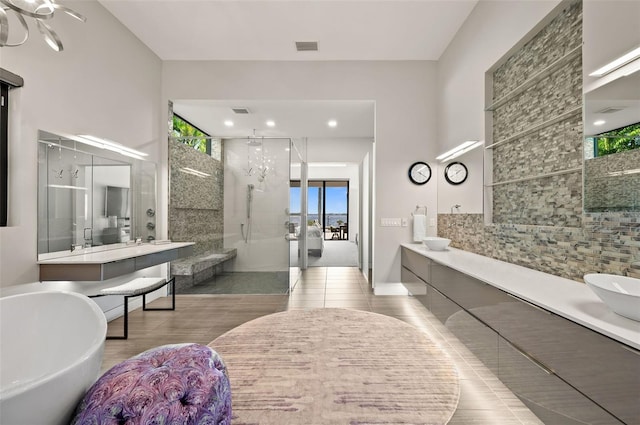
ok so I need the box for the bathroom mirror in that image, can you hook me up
[37,130,157,258]
[436,144,484,214]
[583,71,640,212]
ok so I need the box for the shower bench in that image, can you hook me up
[170,248,237,291]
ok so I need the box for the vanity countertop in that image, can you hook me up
[401,243,640,350]
[38,242,195,265]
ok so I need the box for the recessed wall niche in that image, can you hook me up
[487,0,583,227]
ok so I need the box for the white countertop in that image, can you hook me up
[401,243,640,350]
[38,242,194,265]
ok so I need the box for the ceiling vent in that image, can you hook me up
[232,108,250,114]
[596,106,625,114]
[295,41,318,52]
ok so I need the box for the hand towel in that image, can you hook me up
[413,214,426,242]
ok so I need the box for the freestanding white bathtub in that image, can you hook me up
[0,290,107,425]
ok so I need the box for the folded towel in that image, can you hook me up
[413,214,426,242]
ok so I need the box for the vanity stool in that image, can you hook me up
[90,277,175,339]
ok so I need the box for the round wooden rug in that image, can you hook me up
[209,308,460,424]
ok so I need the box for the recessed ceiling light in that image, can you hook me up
[266,120,275,127]
[594,120,606,126]
[224,120,234,127]
[328,120,337,128]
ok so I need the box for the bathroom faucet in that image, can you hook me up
[451,204,461,213]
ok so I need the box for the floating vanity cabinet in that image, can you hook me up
[400,246,638,425]
[497,336,624,425]
[400,248,432,283]
[39,242,194,281]
[497,296,639,425]
[430,286,500,374]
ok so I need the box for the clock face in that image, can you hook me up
[444,162,468,185]
[408,162,431,185]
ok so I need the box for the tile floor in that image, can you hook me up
[102,266,543,425]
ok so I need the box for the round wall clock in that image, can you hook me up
[408,161,432,185]
[444,161,468,185]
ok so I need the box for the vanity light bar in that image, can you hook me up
[589,46,640,77]
[76,135,148,159]
[437,141,482,163]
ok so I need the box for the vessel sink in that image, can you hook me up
[422,237,451,251]
[584,273,640,321]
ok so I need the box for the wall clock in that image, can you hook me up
[444,161,468,185]
[408,161,431,185]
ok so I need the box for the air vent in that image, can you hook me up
[596,106,625,114]
[295,41,318,52]
[232,108,250,114]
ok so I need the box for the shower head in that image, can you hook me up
[247,138,262,147]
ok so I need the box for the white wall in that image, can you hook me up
[0,0,162,287]
[162,60,439,284]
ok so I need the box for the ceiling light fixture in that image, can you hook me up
[593,120,606,126]
[266,120,275,127]
[75,135,148,159]
[328,120,337,128]
[589,46,640,77]
[224,120,234,127]
[0,0,86,51]
[436,140,483,163]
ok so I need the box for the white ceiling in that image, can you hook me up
[99,0,478,61]
[173,99,375,139]
[584,70,640,136]
[99,0,478,140]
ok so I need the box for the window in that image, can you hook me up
[290,180,349,240]
[172,114,211,155]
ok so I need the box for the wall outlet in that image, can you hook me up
[429,218,436,227]
[401,218,408,227]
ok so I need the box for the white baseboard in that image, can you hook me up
[373,283,409,296]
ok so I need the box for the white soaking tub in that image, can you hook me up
[0,290,107,425]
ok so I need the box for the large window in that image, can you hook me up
[290,180,349,240]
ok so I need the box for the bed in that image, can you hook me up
[295,224,324,257]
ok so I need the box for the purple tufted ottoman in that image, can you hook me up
[72,343,231,425]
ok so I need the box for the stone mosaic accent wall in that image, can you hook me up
[584,149,640,211]
[169,139,224,255]
[438,213,640,281]
[491,0,582,226]
[437,1,639,282]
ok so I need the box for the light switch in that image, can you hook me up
[429,218,436,227]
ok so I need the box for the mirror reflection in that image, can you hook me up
[584,71,640,212]
[37,130,156,258]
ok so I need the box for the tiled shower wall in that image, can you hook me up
[168,102,225,255]
[438,1,640,281]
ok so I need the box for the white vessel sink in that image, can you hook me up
[584,274,640,322]
[423,237,451,251]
